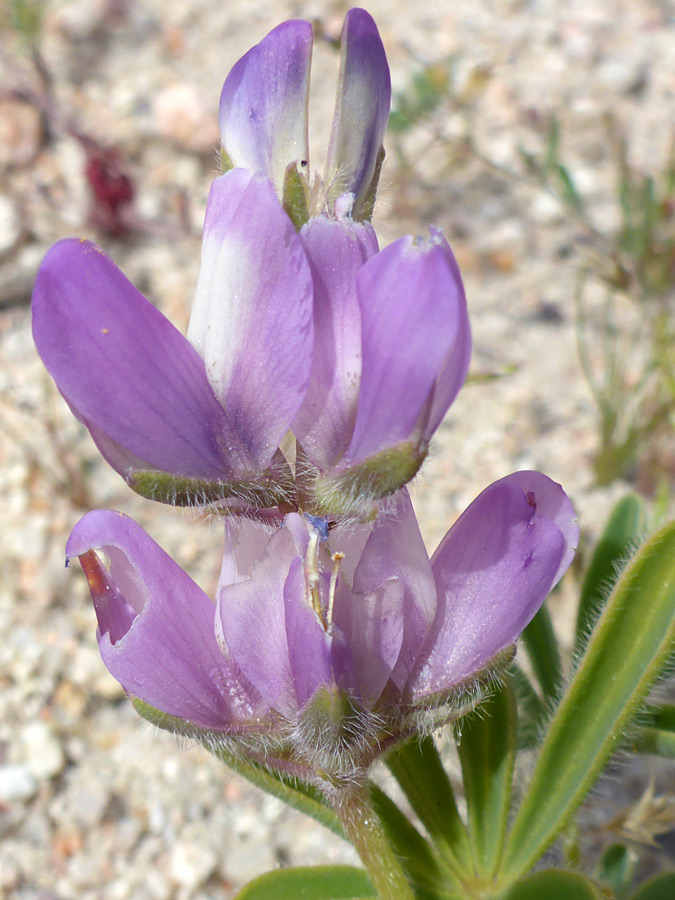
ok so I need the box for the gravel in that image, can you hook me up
[1,0,674,897]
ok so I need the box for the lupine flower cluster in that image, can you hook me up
[32,10,577,784]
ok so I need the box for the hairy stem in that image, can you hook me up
[330,781,416,900]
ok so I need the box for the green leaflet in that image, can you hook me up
[628,872,675,900]
[370,785,451,899]
[521,603,562,702]
[232,866,375,900]
[499,518,675,883]
[632,702,675,758]
[457,681,516,878]
[501,869,603,900]
[386,736,472,876]
[575,493,647,658]
[597,843,636,897]
[509,663,546,749]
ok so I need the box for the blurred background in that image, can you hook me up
[0,0,674,897]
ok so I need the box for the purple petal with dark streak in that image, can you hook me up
[67,511,256,730]
[410,472,577,698]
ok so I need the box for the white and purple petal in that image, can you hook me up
[188,169,314,468]
[325,8,391,215]
[332,575,405,704]
[219,20,312,194]
[293,216,378,467]
[284,558,335,709]
[216,525,299,718]
[352,490,437,691]
[424,231,472,438]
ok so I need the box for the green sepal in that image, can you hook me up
[295,686,386,773]
[575,493,647,657]
[128,468,290,508]
[131,698,345,840]
[457,680,516,878]
[311,441,426,518]
[501,869,604,900]
[355,146,385,222]
[211,745,346,841]
[401,646,515,732]
[232,866,375,900]
[282,160,310,230]
[628,872,675,900]
[220,147,235,173]
[596,843,636,897]
[132,696,216,738]
[500,518,675,883]
[631,703,675,758]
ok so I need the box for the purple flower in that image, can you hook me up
[32,10,468,513]
[33,196,469,516]
[219,9,391,221]
[32,170,314,508]
[68,471,577,772]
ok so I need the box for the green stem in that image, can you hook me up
[331,782,417,900]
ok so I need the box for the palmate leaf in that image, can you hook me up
[232,866,375,900]
[499,518,675,883]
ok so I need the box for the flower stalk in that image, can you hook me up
[330,780,417,900]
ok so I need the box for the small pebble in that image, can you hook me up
[22,721,66,780]
[169,840,218,891]
[153,84,220,154]
[0,196,22,257]
[0,765,37,802]
[0,100,42,169]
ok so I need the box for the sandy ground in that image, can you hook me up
[1,0,674,897]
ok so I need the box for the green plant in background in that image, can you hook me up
[570,125,675,489]
[390,62,675,491]
[9,0,44,44]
